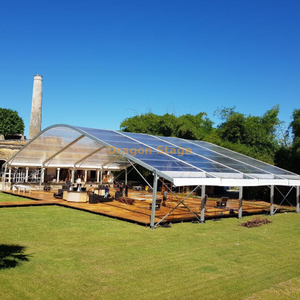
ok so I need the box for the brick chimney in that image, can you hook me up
[29,75,43,139]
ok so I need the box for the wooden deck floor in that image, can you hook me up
[1,188,283,226]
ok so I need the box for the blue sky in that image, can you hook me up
[1,0,300,138]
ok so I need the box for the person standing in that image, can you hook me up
[104,185,109,198]
[119,184,124,197]
[87,185,94,196]
[163,190,168,206]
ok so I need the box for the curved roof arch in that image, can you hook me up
[5,124,300,187]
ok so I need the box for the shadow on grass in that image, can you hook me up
[0,244,30,270]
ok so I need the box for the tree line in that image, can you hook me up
[120,105,300,174]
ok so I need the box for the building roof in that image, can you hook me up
[5,124,300,187]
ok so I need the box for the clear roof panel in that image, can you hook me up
[6,124,300,186]
[78,127,204,174]
[121,132,241,174]
[190,140,300,178]
[157,136,272,177]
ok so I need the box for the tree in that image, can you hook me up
[290,108,300,149]
[0,108,25,138]
[120,112,214,140]
[176,113,213,140]
[215,106,281,163]
[276,109,300,173]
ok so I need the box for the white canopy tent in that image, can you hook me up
[3,124,300,228]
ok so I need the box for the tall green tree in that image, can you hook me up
[276,109,300,173]
[290,109,300,149]
[0,108,25,138]
[215,106,281,163]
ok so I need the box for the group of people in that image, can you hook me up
[87,184,110,198]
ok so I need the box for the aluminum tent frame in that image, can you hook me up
[4,124,300,187]
[3,124,300,229]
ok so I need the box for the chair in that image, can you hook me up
[89,193,99,204]
[44,185,51,192]
[216,197,228,208]
[149,199,162,210]
[53,189,63,199]
[220,197,228,208]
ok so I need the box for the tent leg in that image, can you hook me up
[2,164,7,190]
[201,185,206,223]
[71,169,75,183]
[150,171,158,230]
[238,186,243,219]
[125,167,127,185]
[39,168,45,191]
[270,185,274,216]
[296,186,299,214]
[8,167,11,184]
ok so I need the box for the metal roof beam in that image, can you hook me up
[74,146,105,168]
[43,134,85,167]
[101,154,123,169]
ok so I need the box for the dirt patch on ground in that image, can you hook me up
[239,216,272,228]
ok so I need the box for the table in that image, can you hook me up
[13,185,31,194]
[63,191,88,202]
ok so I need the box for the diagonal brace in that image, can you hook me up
[127,159,153,189]
[159,178,201,221]
[273,186,294,214]
[154,185,201,228]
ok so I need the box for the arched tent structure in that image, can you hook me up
[3,124,300,228]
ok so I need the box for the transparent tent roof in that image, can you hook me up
[5,124,300,187]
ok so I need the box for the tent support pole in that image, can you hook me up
[201,185,206,223]
[39,168,45,191]
[297,186,299,214]
[125,167,127,185]
[71,169,75,183]
[96,169,100,183]
[270,185,274,216]
[238,186,243,219]
[2,164,7,190]
[8,167,11,184]
[150,170,158,230]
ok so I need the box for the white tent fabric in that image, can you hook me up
[5,124,300,187]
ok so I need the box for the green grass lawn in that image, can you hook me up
[0,194,300,300]
[0,192,32,203]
